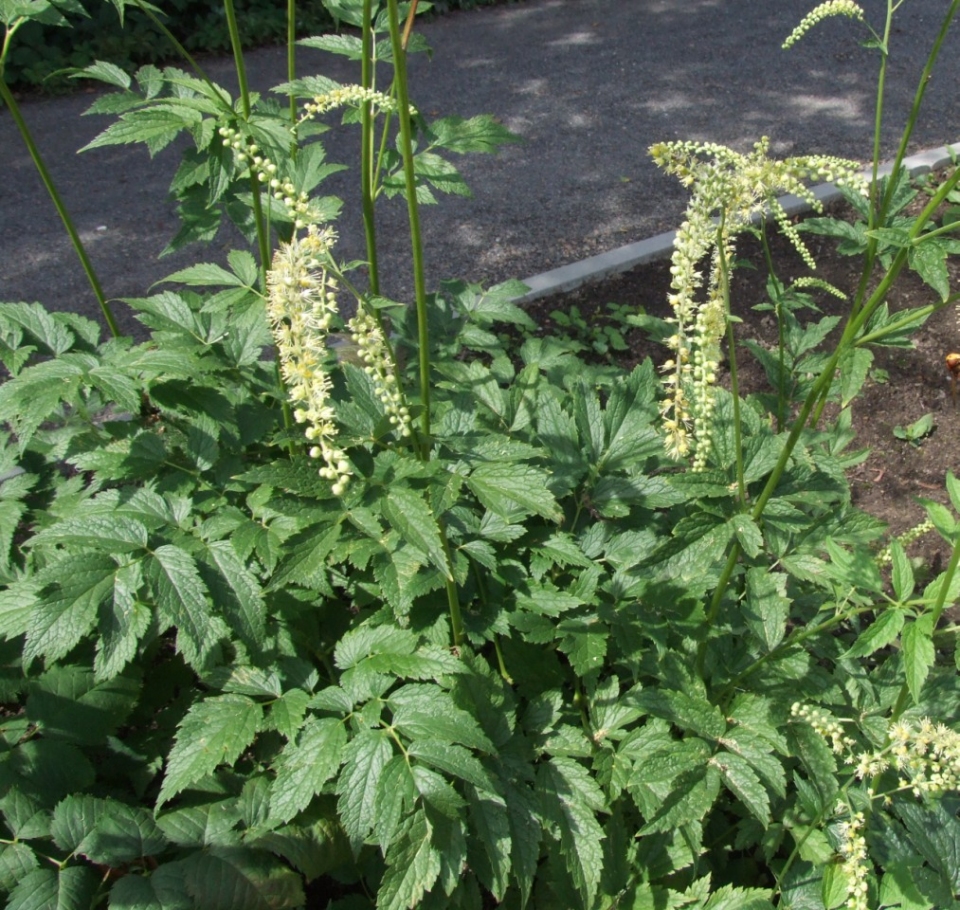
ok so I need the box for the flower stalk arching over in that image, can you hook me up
[783,1,866,50]
[650,137,867,468]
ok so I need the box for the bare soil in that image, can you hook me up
[522,195,960,576]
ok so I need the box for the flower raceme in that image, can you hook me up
[265,225,413,494]
[266,226,353,495]
[783,1,866,50]
[650,137,867,467]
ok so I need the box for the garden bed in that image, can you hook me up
[523,193,960,578]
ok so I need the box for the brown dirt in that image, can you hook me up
[522,192,960,576]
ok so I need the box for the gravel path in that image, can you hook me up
[2,0,959,336]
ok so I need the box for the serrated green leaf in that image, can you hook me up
[159,695,263,805]
[902,618,935,703]
[845,608,904,659]
[24,555,116,665]
[467,789,511,901]
[373,755,415,855]
[162,262,247,287]
[383,486,451,579]
[839,347,872,407]
[0,789,51,840]
[334,623,417,670]
[636,689,726,739]
[408,740,495,793]
[714,751,770,825]
[909,239,951,301]
[411,764,465,818]
[108,866,192,910]
[0,842,39,893]
[203,540,266,648]
[269,717,346,824]
[50,794,107,853]
[744,567,789,651]
[466,462,562,522]
[81,108,201,155]
[70,60,132,89]
[639,765,721,835]
[389,684,494,752]
[897,800,960,891]
[889,540,915,602]
[538,757,606,907]
[31,514,148,553]
[336,729,394,855]
[80,802,168,866]
[156,801,242,848]
[788,721,838,811]
[503,779,540,909]
[6,866,99,910]
[183,847,305,910]
[150,544,225,670]
[378,811,442,910]
[265,689,310,740]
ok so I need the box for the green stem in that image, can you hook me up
[287,0,297,127]
[0,77,122,338]
[718,237,746,507]
[223,0,271,281]
[360,0,381,296]
[760,226,788,431]
[386,0,431,443]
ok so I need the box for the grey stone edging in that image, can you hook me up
[512,142,960,305]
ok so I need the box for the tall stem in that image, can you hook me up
[386,0,431,442]
[287,0,297,127]
[223,0,271,282]
[360,0,381,295]
[0,77,121,338]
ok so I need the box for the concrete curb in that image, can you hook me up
[513,142,960,305]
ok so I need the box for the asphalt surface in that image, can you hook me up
[2,0,960,337]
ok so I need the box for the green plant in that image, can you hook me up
[2,1,960,910]
[547,302,632,361]
[893,412,935,446]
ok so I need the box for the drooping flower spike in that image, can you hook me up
[650,137,867,468]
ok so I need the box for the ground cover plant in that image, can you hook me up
[1,1,960,909]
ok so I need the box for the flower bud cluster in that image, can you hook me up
[218,125,319,230]
[875,520,934,566]
[783,1,866,50]
[266,226,352,495]
[302,85,403,119]
[346,309,412,437]
[650,137,866,468]
[791,703,855,754]
[835,811,870,910]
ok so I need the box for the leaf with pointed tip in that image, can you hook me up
[269,717,346,824]
[714,751,770,825]
[6,866,99,910]
[24,556,116,665]
[467,789,511,900]
[336,729,394,855]
[183,847,305,910]
[0,842,39,893]
[466,463,562,523]
[902,618,935,704]
[108,865,192,910]
[202,540,266,648]
[383,487,451,579]
[377,812,442,910]
[159,695,263,805]
[150,544,225,670]
[537,757,606,907]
